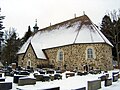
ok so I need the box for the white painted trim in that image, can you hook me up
[57,49,64,62]
[85,46,96,60]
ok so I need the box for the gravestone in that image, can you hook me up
[88,79,101,90]
[0,77,5,82]
[54,74,62,80]
[18,77,36,86]
[113,74,118,82]
[105,78,112,87]
[0,82,12,90]
[34,74,43,81]
[13,75,26,83]
[66,72,75,78]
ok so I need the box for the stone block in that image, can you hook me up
[89,69,101,74]
[105,78,112,87]
[0,77,5,82]
[118,74,120,78]
[46,69,54,74]
[77,71,88,76]
[19,71,30,75]
[99,75,107,81]
[42,75,50,82]
[18,77,36,86]
[66,72,75,78]
[13,75,26,83]
[112,72,119,76]
[0,82,12,90]
[34,74,43,81]
[113,74,118,82]
[54,74,62,80]
[56,70,63,74]
[88,79,101,90]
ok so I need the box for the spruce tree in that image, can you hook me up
[1,28,21,65]
[101,13,120,68]
[21,26,32,44]
[0,8,5,64]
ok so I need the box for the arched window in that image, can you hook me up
[27,59,31,67]
[58,50,64,61]
[87,48,93,59]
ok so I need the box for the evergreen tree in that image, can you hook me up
[21,26,32,44]
[0,8,5,30]
[1,28,21,65]
[0,8,5,64]
[101,12,120,68]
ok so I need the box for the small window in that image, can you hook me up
[58,50,64,61]
[87,48,93,59]
[27,60,31,67]
[28,53,31,57]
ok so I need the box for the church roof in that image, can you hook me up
[18,15,113,59]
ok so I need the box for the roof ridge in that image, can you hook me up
[38,15,90,32]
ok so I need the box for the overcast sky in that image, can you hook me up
[0,0,120,38]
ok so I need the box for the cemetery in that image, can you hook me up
[0,66,120,90]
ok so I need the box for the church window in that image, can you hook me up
[58,50,64,61]
[86,46,96,60]
[27,59,31,67]
[28,53,31,57]
[87,48,93,59]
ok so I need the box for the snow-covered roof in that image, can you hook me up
[17,15,113,59]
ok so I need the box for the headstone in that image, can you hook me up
[66,72,75,78]
[113,74,118,82]
[13,75,26,83]
[19,71,30,75]
[34,74,43,81]
[18,77,36,86]
[54,74,62,80]
[88,80,101,90]
[99,75,107,81]
[42,75,50,82]
[0,77,5,82]
[0,82,12,90]
[104,78,112,87]
[46,69,54,74]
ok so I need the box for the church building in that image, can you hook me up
[17,14,113,71]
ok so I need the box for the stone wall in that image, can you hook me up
[18,44,48,68]
[18,43,113,71]
[44,43,113,71]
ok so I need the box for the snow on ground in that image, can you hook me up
[3,69,120,90]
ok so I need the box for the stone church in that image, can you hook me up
[17,14,113,71]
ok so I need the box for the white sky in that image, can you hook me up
[0,0,120,38]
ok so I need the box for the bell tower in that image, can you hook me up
[33,19,39,33]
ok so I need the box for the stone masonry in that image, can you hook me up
[18,43,113,71]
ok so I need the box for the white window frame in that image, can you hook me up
[86,46,96,60]
[57,49,64,61]
[87,48,93,59]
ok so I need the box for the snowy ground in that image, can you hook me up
[3,69,120,90]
